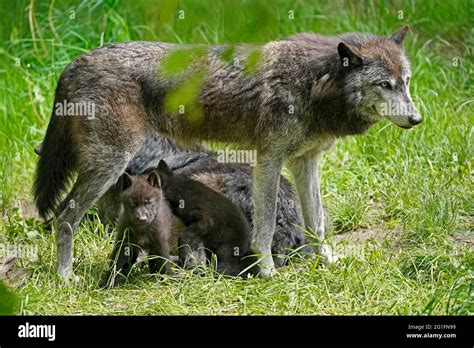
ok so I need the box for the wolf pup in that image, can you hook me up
[156,160,253,276]
[34,26,421,279]
[99,171,172,288]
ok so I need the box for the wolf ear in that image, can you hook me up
[121,172,133,191]
[337,42,363,68]
[391,25,410,46]
[147,170,161,188]
[157,160,173,177]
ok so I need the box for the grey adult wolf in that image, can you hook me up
[34,25,422,278]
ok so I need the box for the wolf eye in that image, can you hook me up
[406,77,410,85]
[380,81,391,89]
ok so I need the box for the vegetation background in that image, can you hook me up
[0,0,472,315]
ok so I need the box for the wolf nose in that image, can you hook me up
[137,214,147,222]
[409,115,422,126]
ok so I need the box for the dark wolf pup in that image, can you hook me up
[156,160,254,276]
[100,171,173,288]
[34,25,422,279]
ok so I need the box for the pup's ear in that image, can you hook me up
[157,160,173,177]
[121,172,134,191]
[391,25,410,46]
[337,42,363,68]
[147,170,161,188]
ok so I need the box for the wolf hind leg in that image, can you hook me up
[56,157,129,279]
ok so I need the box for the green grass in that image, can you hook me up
[0,0,473,315]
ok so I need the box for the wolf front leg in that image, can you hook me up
[288,152,338,265]
[251,153,284,278]
[99,236,139,288]
[148,235,172,275]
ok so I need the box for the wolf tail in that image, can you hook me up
[33,110,76,220]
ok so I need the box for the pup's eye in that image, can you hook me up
[406,77,410,85]
[380,81,391,88]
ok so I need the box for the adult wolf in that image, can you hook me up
[34,25,422,279]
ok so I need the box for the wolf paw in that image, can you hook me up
[257,254,277,278]
[59,272,82,286]
[320,244,341,266]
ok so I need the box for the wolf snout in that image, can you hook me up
[408,113,423,126]
[136,213,149,223]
